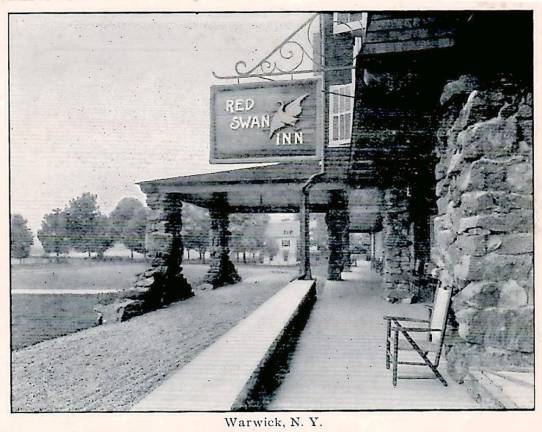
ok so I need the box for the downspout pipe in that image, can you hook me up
[297,163,326,281]
[297,12,327,281]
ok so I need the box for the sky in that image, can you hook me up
[9,12,314,236]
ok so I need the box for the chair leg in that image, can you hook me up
[385,320,391,369]
[398,328,448,387]
[392,330,399,387]
[430,366,448,387]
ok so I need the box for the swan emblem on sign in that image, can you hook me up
[268,94,310,139]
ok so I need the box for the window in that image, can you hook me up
[333,12,368,35]
[282,239,291,247]
[329,83,354,147]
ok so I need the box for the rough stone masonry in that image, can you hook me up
[433,74,533,381]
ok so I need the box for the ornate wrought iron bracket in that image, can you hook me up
[212,13,355,82]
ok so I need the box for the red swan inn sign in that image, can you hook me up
[210,78,323,163]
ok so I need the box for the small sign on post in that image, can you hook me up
[210,78,323,163]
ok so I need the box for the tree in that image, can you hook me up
[263,238,280,262]
[38,208,70,261]
[309,213,328,254]
[11,214,34,262]
[109,197,148,259]
[182,204,210,262]
[93,214,115,259]
[64,192,113,258]
[123,207,148,259]
[229,214,270,263]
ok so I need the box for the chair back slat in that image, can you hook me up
[430,285,452,342]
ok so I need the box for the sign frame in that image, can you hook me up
[209,78,323,164]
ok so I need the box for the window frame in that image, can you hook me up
[328,83,355,147]
[332,12,368,35]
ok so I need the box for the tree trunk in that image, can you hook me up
[130,249,134,260]
[187,249,190,260]
[88,251,91,258]
[243,251,246,264]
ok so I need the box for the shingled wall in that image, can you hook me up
[432,74,533,380]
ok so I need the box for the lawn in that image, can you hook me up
[12,264,298,411]
[11,260,210,350]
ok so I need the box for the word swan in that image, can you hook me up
[268,94,309,139]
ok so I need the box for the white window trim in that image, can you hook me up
[333,12,368,36]
[328,83,354,147]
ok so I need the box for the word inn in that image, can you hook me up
[225,98,305,145]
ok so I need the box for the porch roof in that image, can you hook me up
[138,161,363,213]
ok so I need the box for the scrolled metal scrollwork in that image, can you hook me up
[212,13,324,80]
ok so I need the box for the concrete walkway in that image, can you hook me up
[131,280,315,411]
[269,262,478,410]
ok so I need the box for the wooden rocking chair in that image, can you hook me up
[383,284,452,387]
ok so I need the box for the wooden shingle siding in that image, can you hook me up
[365,27,454,44]
[362,37,455,54]
[324,147,352,180]
[367,16,439,31]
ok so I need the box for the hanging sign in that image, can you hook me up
[210,78,322,163]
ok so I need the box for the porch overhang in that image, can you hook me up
[138,162,369,213]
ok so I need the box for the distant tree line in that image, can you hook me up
[182,206,271,264]
[11,193,278,263]
[10,214,34,262]
[35,193,148,260]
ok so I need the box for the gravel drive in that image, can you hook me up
[12,266,297,412]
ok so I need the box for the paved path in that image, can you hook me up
[269,263,478,410]
[131,280,315,411]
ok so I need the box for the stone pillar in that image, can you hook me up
[96,192,193,324]
[203,208,241,288]
[325,191,348,281]
[342,217,352,272]
[135,192,193,305]
[370,232,376,268]
[382,187,414,300]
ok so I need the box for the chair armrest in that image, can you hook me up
[423,305,433,310]
[383,316,430,323]
[391,327,442,332]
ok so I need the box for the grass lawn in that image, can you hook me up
[11,260,210,350]
[12,264,298,411]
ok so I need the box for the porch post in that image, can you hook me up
[342,210,352,272]
[325,190,348,281]
[299,190,312,280]
[203,207,241,288]
[370,232,376,266]
[382,186,414,300]
[135,191,193,305]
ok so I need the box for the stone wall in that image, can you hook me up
[433,74,533,381]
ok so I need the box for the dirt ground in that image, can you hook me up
[11,265,297,412]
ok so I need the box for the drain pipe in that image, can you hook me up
[297,163,326,281]
[297,12,327,281]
